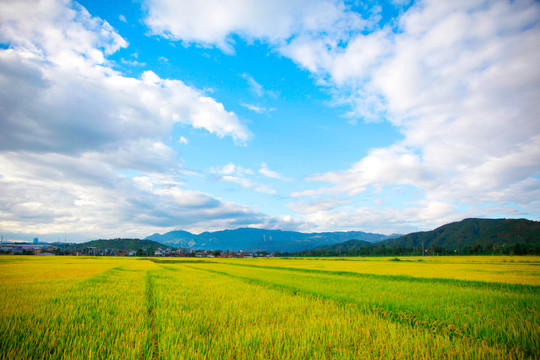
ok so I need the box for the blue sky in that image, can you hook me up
[0,0,539,242]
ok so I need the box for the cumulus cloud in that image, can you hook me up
[150,0,538,229]
[285,0,540,227]
[143,0,540,204]
[143,0,366,52]
[0,151,281,239]
[288,202,465,234]
[305,145,436,196]
[2,0,539,237]
[0,0,250,157]
[0,54,250,152]
[0,0,274,239]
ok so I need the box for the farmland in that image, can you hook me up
[0,256,538,359]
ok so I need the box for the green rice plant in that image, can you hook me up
[187,261,539,358]
[150,263,513,359]
[0,257,159,360]
[1,256,538,359]
[222,255,540,285]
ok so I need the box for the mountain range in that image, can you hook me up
[145,228,400,252]
[380,218,540,249]
[294,218,540,256]
[71,218,539,253]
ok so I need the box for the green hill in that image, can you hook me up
[290,239,375,256]
[382,218,540,249]
[74,238,171,251]
[315,239,374,251]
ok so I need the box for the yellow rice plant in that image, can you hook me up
[1,255,538,359]
[151,262,521,359]
[221,255,540,285]
[0,256,159,360]
[189,260,539,358]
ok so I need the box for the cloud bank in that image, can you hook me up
[144,0,540,231]
[1,0,539,240]
[0,0,275,240]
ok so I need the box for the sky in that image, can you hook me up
[0,0,539,242]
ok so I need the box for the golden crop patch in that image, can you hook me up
[0,255,538,359]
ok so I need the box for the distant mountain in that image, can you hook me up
[145,228,399,252]
[381,218,540,249]
[145,231,196,247]
[73,238,170,251]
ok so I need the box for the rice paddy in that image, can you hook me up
[0,255,538,359]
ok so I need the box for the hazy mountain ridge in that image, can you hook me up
[63,218,539,253]
[145,228,400,252]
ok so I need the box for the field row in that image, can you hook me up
[218,255,540,285]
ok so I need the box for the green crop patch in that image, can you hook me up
[1,255,538,359]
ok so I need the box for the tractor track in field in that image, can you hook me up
[143,271,160,360]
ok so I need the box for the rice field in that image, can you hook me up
[0,255,538,359]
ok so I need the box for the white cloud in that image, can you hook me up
[241,103,264,113]
[210,162,278,194]
[242,73,264,97]
[289,201,463,234]
[219,176,276,194]
[0,0,274,239]
[259,162,290,181]
[119,14,127,22]
[178,136,189,145]
[143,0,366,52]
[240,73,279,99]
[0,0,251,158]
[240,103,276,114]
[289,198,351,214]
[210,162,253,176]
[2,0,539,237]
[219,163,238,176]
[286,0,540,226]
[0,151,282,239]
[305,145,435,196]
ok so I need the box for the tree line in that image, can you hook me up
[278,242,540,257]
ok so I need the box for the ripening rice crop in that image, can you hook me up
[0,255,538,359]
[222,255,540,285]
[0,257,157,360]
[190,260,539,357]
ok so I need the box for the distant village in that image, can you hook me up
[0,238,275,258]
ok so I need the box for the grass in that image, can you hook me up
[0,255,538,359]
